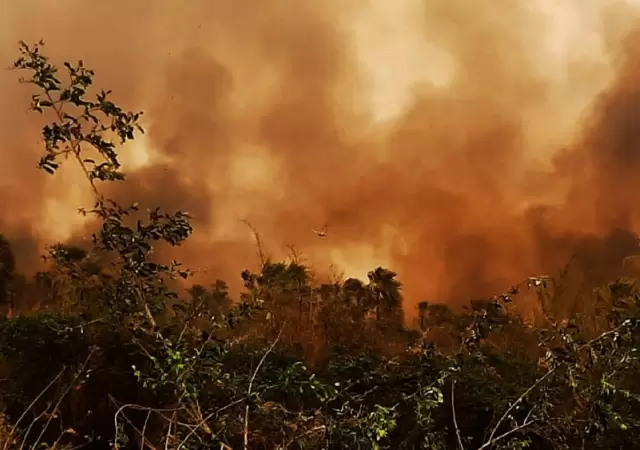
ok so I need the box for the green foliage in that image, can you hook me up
[13,40,141,182]
[1,41,640,450]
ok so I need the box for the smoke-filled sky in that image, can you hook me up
[2,0,640,315]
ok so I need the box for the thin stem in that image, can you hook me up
[244,321,286,450]
[4,368,66,450]
[451,380,464,450]
[484,369,554,446]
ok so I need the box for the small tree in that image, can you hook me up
[13,40,193,329]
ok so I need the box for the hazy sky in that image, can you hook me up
[2,0,640,316]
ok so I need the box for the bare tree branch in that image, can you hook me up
[451,380,465,450]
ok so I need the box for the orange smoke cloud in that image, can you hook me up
[2,0,640,318]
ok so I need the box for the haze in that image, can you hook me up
[2,0,640,317]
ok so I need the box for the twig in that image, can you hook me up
[17,407,51,450]
[579,320,632,350]
[478,419,536,450]
[140,410,152,450]
[284,425,327,448]
[451,380,464,450]
[109,394,208,448]
[176,397,246,449]
[3,368,66,450]
[240,219,268,268]
[120,410,158,450]
[479,406,537,450]
[32,349,96,448]
[43,91,101,198]
[109,399,180,450]
[164,410,176,450]
[285,245,307,266]
[244,321,286,450]
[49,428,70,450]
[483,368,554,447]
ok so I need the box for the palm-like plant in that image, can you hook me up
[366,267,403,324]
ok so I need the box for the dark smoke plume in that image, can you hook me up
[2,0,640,320]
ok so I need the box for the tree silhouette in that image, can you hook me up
[0,234,16,308]
[366,267,403,324]
[187,280,232,316]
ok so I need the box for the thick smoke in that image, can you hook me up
[2,0,640,318]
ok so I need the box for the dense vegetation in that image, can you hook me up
[1,42,640,449]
